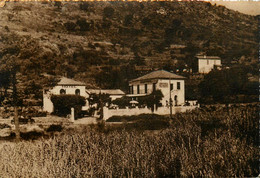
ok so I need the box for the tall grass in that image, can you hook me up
[0,104,258,177]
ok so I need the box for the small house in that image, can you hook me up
[196,55,221,74]
[43,77,89,113]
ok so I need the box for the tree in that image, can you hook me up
[88,93,111,119]
[199,66,251,104]
[0,56,21,140]
[51,95,86,118]
[138,90,164,111]
[112,96,131,108]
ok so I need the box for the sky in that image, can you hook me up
[208,1,260,16]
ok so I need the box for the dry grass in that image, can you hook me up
[0,104,258,177]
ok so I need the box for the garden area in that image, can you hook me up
[0,103,258,177]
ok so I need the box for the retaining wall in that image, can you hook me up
[103,106,198,120]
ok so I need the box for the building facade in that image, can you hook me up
[197,55,221,74]
[127,70,185,106]
[43,77,89,113]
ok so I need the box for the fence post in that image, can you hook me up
[70,107,75,123]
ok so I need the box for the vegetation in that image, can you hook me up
[199,65,258,104]
[0,2,258,104]
[138,90,164,110]
[51,95,86,118]
[0,104,258,177]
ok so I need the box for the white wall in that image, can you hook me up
[157,79,185,106]
[50,85,87,97]
[198,59,221,74]
[129,79,185,106]
[103,105,198,120]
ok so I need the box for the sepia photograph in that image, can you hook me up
[0,0,259,177]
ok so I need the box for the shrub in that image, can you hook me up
[0,123,11,129]
[111,96,131,108]
[103,6,114,18]
[76,18,90,31]
[79,2,89,11]
[64,21,77,31]
[46,124,63,132]
[51,95,86,118]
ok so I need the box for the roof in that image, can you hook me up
[86,89,125,95]
[130,70,185,83]
[57,77,86,86]
[196,55,221,60]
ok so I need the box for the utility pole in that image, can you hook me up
[169,78,172,119]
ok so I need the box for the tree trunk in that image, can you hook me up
[14,106,20,140]
[12,71,20,141]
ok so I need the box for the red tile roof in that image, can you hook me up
[130,70,185,83]
[57,77,86,86]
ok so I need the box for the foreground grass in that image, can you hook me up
[0,104,258,177]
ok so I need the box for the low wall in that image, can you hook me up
[103,106,198,120]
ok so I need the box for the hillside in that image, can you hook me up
[0,1,258,94]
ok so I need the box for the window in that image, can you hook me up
[153,83,156,91]
[137,85,140,94]
[170,83,173,91]
[60,89,66,94]
[129,86,132,94]
[145,84,147,93]
[75,89,80,95]
[177,82,180,90]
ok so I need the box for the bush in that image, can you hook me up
[107,114,168,123]
[103,7,114,18]
[64,22,77,31]
[79,2,89,11]
[51,95,86,118]
[46,124,63,132]
[0,123,11,129]
[111,96,131,108]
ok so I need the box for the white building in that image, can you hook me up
[43,77,89,113]
[197,55,221,74]
[127,70,186,106]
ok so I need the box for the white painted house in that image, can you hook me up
[127,70,186,106]
[197,55,221,74]
[43,77,89,113]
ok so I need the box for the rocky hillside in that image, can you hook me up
[0,1,258,92]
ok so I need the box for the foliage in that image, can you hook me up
[107,113,165,122]
[199,66,257,104]
[111,96,131,108]
[138,90,164,110]
[0,104,258,177]
[103,6,114,18]
[51,95,86,118]
[88,93,111,108]
[0,2,258,103]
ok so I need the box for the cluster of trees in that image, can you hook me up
[198,66,258,104]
